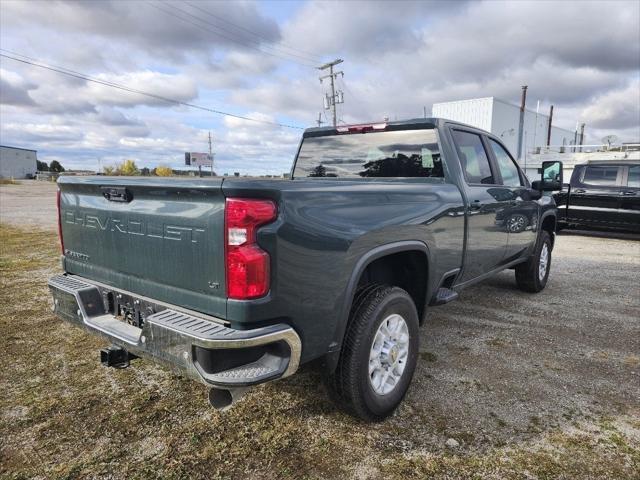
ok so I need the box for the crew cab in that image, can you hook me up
[555,160,639,232]
[49,118,562,420]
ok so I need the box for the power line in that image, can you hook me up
[338,75,369,119]
[0,51,304,130]
[146,1,317,68]
[183,1,324,64]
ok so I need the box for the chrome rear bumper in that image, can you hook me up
[48,274,301,387]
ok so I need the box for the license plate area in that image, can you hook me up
[99,288,159,329]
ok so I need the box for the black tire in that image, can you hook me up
[515,231,552,292]
[325,284,419,421]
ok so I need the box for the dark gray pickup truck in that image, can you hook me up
[49,118,562,420]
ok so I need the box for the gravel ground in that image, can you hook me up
[0,180,58,229]
[409,229,640,448]
[1,180,639,478]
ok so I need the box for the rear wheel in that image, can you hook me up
[515,231,552,292]
[325,284,419,421]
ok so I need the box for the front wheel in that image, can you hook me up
[515,231,552,292]
[325,284,419,421]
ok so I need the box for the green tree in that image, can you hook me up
[36,160,49,171]
[103,165,116,175]
[155,165,173,177]
[118,159,139,176]
[49,160,65,173]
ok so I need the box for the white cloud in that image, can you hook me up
[581,79,640,130]
[85,71,198,108]
[0,0,638,172]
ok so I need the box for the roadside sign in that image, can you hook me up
[185,152,212,167]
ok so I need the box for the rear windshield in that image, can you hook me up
[293,128,443,178]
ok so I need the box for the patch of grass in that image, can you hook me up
[489,411,507,428]
[0,178,20,185]
[486,337,509,348]
[380,427,640,480]
[420,351,438,362]
[623,355,640,367]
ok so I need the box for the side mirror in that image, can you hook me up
[533,161,563,191]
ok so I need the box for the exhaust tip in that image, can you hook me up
[208,387,249,411]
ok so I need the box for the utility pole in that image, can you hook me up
[579,123,585,152]
[316,112,325,128]
[423,106,427,119]
[208,131,215,177]
[318,59,344,127]
[517,85,528,160]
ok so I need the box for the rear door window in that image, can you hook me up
[488,139,522,187]
[451,130,495,184]
[627,166,640,188]
[582,166,620,186]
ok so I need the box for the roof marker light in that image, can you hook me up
[336,122,387,133]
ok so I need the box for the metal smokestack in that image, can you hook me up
[546,105,554,147]
[517,85,528,159]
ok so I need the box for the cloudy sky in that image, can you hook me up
[1,0,638,174]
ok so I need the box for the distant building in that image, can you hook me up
[432,97,576,161]
[0,145,38,179]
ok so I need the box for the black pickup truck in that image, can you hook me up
[49,118,562,420]
[555,160,640,232]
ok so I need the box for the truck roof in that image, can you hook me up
[575,159,640,167]
[303,117,485,136]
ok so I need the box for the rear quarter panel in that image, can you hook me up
[222,178,465,362]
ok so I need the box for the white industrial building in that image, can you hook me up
[0,145,38,179]
[432,97,576,161]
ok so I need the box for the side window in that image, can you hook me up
[582,166,619,186]
[627,166,640,188]
[451,130,495,184]
[489,139,522,187]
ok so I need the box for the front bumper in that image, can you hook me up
[48,274,301,387]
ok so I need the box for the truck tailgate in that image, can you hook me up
[58,176,226,318]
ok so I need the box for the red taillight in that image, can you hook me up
[56,189,65,254]
[225,198,277,300]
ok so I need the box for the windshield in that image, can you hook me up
[293,128,443,179]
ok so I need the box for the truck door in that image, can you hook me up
[486,137,538,260]
[450,129,509,281]
[569,165,624,228]
[619,165,640,231]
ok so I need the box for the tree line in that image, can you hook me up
[102,160,173,176]
[37,160,65,172]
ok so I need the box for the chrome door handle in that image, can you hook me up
[621,191,636,196]
[573,189,586,194]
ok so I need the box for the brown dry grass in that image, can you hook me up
[1,223,639,479]
[0,179,20,186]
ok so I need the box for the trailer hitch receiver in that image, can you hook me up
[100,345,138,369]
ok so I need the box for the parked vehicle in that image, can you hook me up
[555,160,640,232]
[49,118,562,421]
